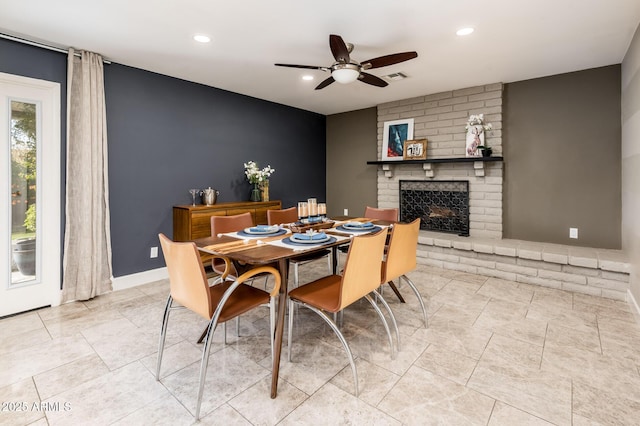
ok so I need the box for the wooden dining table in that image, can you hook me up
[193,220,384,398]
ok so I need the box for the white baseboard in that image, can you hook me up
[112,267,168,291]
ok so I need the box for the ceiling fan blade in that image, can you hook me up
[361,52,418,70]
[359,72,388,88]
[315,76,335,90]
[274,63,328,71]
[329,34,350,63]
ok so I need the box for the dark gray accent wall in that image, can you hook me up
[106,64,325,275]
[503,65,621,248]
[0,37,67,286]
[1,38,326,277]
[326,108,378,217]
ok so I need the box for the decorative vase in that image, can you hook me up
[465,126,484,158]
[250,183,261,202]
[12,238,36,276]
[261,180,270,202]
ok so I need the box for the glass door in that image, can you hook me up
[10,100,38,284]
[0,72,61,317]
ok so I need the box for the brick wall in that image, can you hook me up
[417,234,630,301]
[376,83,504,239]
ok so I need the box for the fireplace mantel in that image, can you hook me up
[367,156,503,178]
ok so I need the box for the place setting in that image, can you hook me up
[332,221,384,235]
[268,229,349,251]
[205,225,289,254]
[236,224,288,238]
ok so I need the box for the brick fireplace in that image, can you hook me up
[371,83,631,302]
[400,180,470,236]
[376,83,504,239]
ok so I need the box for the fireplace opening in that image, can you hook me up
[400,180,469,236]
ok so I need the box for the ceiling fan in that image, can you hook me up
[275,34,418,90]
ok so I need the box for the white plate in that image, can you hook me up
[290,234,330,244]
[244,226,279,235]
[343,222,374,230]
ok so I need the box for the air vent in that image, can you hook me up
[383,72,408,81]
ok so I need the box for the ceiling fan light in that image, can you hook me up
[193,34,211,43]
[332,66,359,84]
[456,27,474,36]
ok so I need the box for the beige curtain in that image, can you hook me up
[62,48,113,302]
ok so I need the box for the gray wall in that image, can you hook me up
[0,38,67,286]
[621,23,640,304]
[1,38,326,278]
[326,108,378,218]
[326,67,622,250]
[503,66,621,248]
[106,64,326,276]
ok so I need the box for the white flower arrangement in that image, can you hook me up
[465,114,493,132]
[244,161,275,184]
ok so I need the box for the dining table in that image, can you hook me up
[192,217,392,398]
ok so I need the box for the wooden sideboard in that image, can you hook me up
[173,200,282,242]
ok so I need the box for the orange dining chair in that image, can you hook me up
[266,206,298,226]
[362,206,413,303]
[287,229,397,396]
[156,233,281,421]
[267,207,331,288]
[210,212,254,279]
[205,212,275,343]
[382,218,428,327]
[338,206,398,273]
[364,206,399,222]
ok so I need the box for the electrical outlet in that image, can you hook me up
[150,246,158,258]
[343,208,349,216]
[569,228,578,239]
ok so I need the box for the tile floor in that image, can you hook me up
[1,262,640,425]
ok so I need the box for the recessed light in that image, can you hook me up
[302,75,314,81]
[193,34,211,43]
[456,27,474,36]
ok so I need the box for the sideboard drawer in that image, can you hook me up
[192,211,225,238]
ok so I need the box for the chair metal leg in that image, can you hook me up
[287,298,294,362]
[156,296,173,380]
[195,276,250,421]
[326,253,332,275]
[333,309,344,328]
[402,275,428,328]
[371,289,401,352]
[364,293,396,359]
[195,317,218,421]
[293,262,299,288]
[236,317,240,337]
[296,301,359,397]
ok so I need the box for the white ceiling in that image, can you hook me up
[1,0,639,115]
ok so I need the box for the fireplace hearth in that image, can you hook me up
[400,180,469,236]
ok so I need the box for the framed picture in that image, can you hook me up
[382,118,414,161]
[403,139,427,160]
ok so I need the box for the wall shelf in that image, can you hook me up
[366,156,503,178]
[366,156,503,165]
